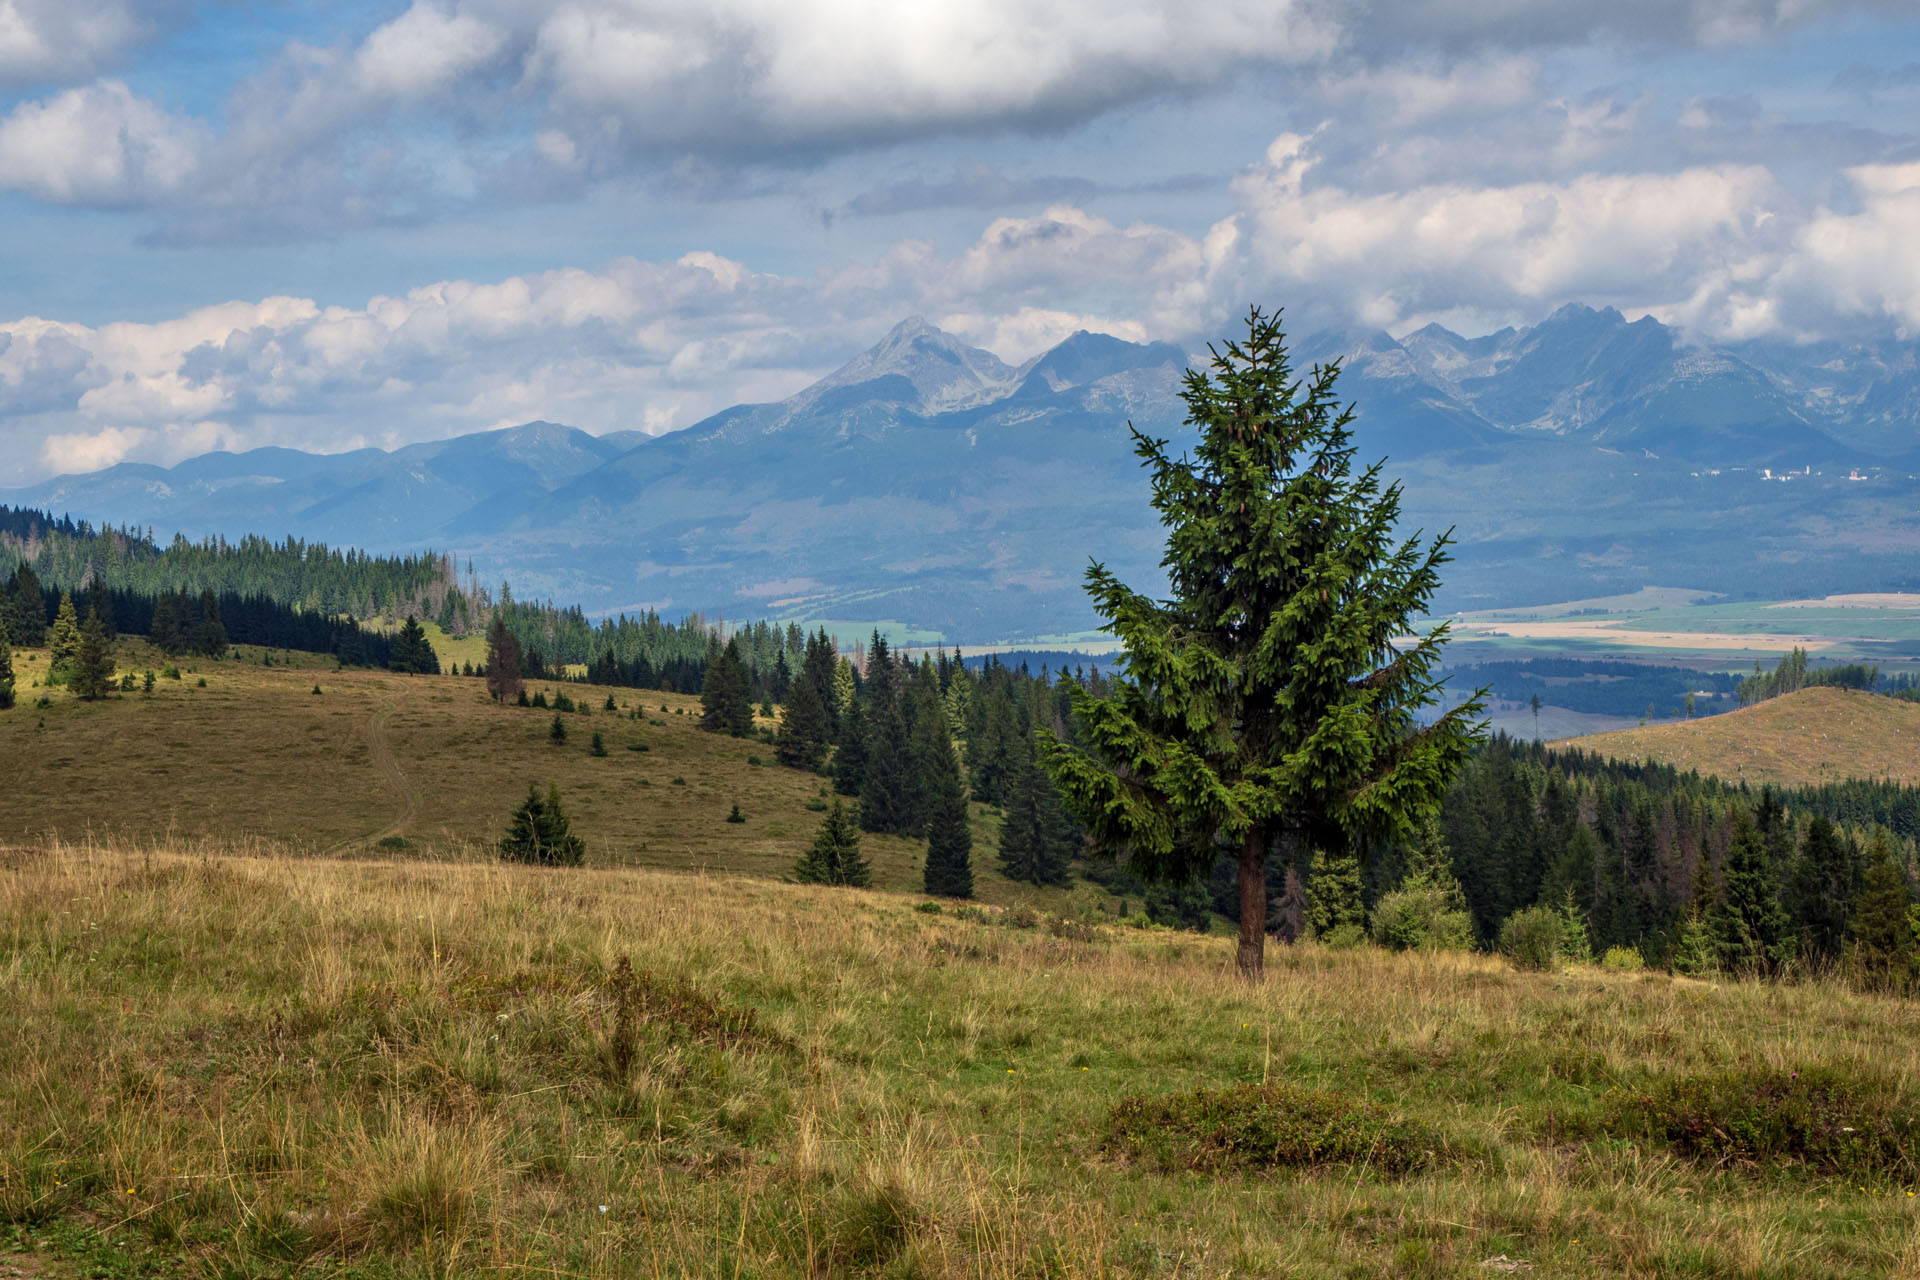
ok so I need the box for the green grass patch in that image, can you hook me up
[1603,1065,1920,1178]
[1104,1083,1459,1176]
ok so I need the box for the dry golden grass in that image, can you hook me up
[1553,686,1920,789]
[5,837,1920,1277]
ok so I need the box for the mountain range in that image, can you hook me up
[6,306,1918,638]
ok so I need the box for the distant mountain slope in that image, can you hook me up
[1554,687,1920,790]
[4,310,1918,637]
[1396,303,1860,464]
[13,420,625,548]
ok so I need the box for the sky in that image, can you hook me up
[0,0,1917,484]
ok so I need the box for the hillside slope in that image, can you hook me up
[1553,686,1920,789]
[0,641,1062,907]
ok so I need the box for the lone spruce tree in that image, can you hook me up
[1042,307,1485,980]
[48,592,80,678]
[70,606,116,701]
[499,782,585,866]
[700,637,755,737]
[485,617,523,703]
[791,799,871,887]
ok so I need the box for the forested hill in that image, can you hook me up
[0,505,462,627]
[1,503,819,691]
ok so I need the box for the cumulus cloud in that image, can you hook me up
[0,0,1905,244]
[0,80,204,202]
[39,424,149,473]
[6,129,1920,484]
[0,207,1222,483]
[1227,132,1789,334]
[515,0,1336,152]
[1776,162,1920,335]
[0,0,151,89]
[353,2,507,99]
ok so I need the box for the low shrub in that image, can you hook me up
[1318,922,1368,950]
[1603,1065,1920,1178]
[1601,945,1646,972]
[627,741,650,752]
[1498,905,1564,972]
[1371,883,1474,952]
[1105,1083,1455,1175]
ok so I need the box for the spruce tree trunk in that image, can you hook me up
[1237,829,1267,981]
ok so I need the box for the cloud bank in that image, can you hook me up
[0,0,1901,235]
[6,137,1920,483]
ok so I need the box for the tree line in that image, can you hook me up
[1448,657,1741,720]
[1,506,456,625]
[2,564,401,668]
[1736,646,1899,706]
[1153,734,1918,986]
[3,502,882,699]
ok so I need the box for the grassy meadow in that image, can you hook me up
[6,838,1920,1279]
[0,640,1071,908]
[9,637,1920,1277]
[1553,686,1920,790]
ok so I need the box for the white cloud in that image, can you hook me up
[355,2,507,99]
[0,0,1902,251]
[1228,133,1786,333]
[0,205,1226,482]
[0,0,147,89]
[39,424,148,473]
[0,79,204,202]
[518,0,1337,149]
[6,122,1920,484]
[1776,161,1920,334]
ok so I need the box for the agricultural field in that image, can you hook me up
[1447,590,1920,667]
[7,841,1920,1278]
[0,641,1070,910]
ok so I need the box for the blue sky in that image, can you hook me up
[0,0,1916,482]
